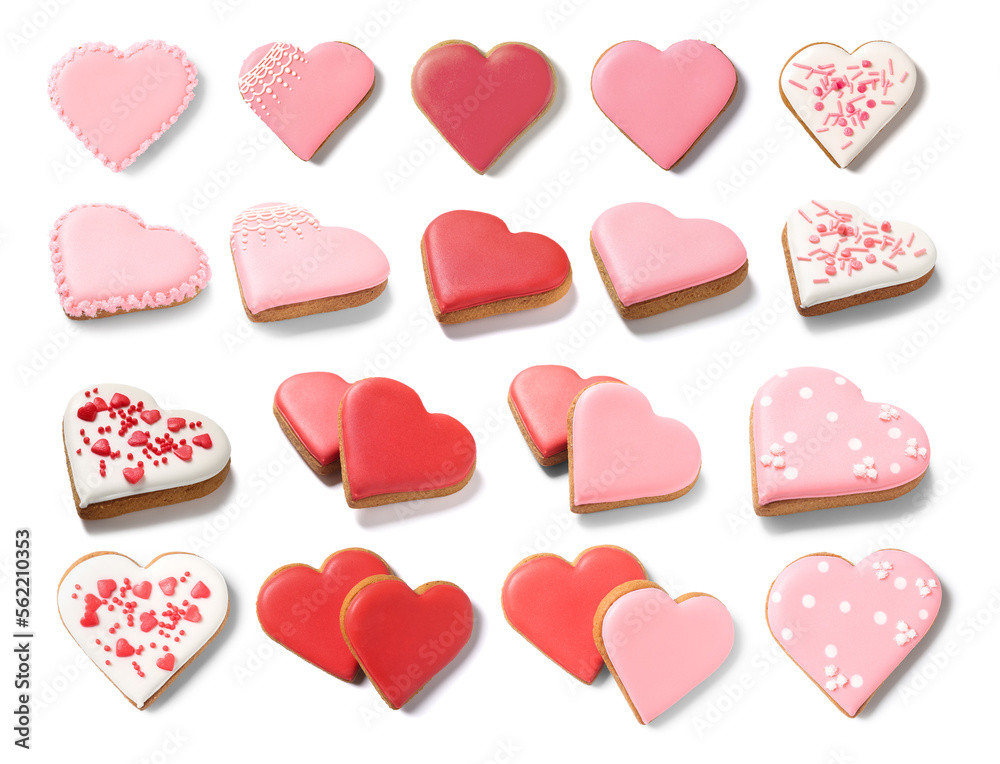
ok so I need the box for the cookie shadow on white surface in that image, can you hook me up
[399,600,482,715]
[574,471,707,528]
[353,469,484,528]
[485,57,566,179]
[800,269,943,334]
[79,472,239,536]
[252,284,396,336]
[541,460,569,478]
[669,62,746,177]
[311,65,384,166]
[845,63,925,173]
[440,284,579,339]
[622,277,756,336]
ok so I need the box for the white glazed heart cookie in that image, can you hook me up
[63,385,231,519]
[780,41,916,167]
[784,200,935,315]
[57,552,229,709]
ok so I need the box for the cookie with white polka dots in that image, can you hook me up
[766,550,941,717]
[750,367,928,515]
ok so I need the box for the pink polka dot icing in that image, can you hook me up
[767,550,941,717]
[752,367,929,513]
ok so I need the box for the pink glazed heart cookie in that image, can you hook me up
[239,42,375,161]
[591,40,737,170]
[411,41,556,173]
[751,368,929,516]
[49,41,197,172]
[273,372,353,475]
[508,365,621,466]
[57,551,229,709]
[590,202,748,319]
[230,203,389,322]
[784,200,936,315]
[780,41,917,168]
[595,580,734,724]
[568,382,701,513]
[767,550,941,717]
[64,384,232,519]
[50,204,210,319]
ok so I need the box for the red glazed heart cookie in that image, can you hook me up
[751,367,929,515]
[230,203,390,322]
[411,41,556,173]
[568,383,701,513]
[57,552,228,709]
[501,546,646,683]
[239,41,375,160]
[273,372,353,474]
[421,210,572,323]
[595,581,734,724]
[256,549,391,681]
[767,550,941,717]
[508,365,621,466]
[340,575,474,709]
[48,41,197,172]
[590,202,748,319]
[50,204,210,319]
[63,385,232,519]
[591,40,737,170]
[338,378,476,508]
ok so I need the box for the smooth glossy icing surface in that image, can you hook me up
[780,41,916,167]
[274,372,352,466]
[767,550,941,716]
[752,368,929,506]
[591,202,747,305]
[57,552,227,708]
[591,40,736,169]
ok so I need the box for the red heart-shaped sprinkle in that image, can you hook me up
[190,581,210,599]
[122,467,144,485]
[90,439,111,457]
[183,605,201,623]
[97,579,116,598]
[93,397,108,412]
[132,581,151,599]
[173,445,193,461]
[167,417,186,432]
[156,653,175,671]
[141,410,161,424]
[115,638,135,657]
[128,432,148,446]
[80,610,99,627]
[158,577,177,596]
[109,393,130,409]
[192,434,212,449]
[77,403,97,421]
[139,611,159,632]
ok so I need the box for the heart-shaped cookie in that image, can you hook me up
[780,41,916,168]
[591,40,737,170]
[50,204,211,319]
[57,552,228,709]
[590,202,748,319]
[784,200,936,315]
[568,383,701,512]
[421,210,572,323]
[501,546,647,683]
[767,550,941,717]
[257,549,391,681]
[595,581,734,724]
[411,41,556,173]
[273,372,353,474]
[63,385,232,519]
[230,203,390,321]
[751,367,929,515]
[239,41,375,160]
[49,41,197,172]
[341,575,474,709]
[338,378,476,508]
[508,366,622,465]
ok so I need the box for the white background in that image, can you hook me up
[2,0,997,760]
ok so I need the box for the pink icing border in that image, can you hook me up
[49,203,211,318]
[48,40,198,172]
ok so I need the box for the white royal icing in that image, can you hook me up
[57,552,228,708]
[63,384,231,508]
[780,41,916,167]
[786,200,936,308]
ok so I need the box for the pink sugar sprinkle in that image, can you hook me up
[882,260,898,270]
[841,141,853,150]
[813,278,830,284]
[793,63,813,70]
[901,71,909,82]
[889,59,894,75]
[908,233,915,246]
[788,79,808,90]
[913,248,928,257]
[798,209,813,223]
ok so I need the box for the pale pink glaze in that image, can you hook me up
[591,202,747,305]
[50,204,210,318]
[752,368,929,506]
[238,42,374,161]
[602,586,733,724]
[767,550,941,717]
[571,383,700,506]
[591,40,736,169]
[49,41,197,172]
[229,203,390,314]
